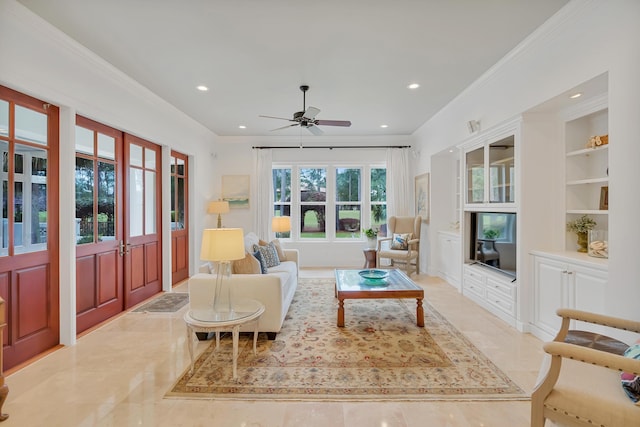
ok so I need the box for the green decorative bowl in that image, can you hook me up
[359,269,389,285]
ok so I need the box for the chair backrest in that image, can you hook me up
[388,216,421,240]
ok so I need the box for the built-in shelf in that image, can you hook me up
[566,209,608,215]
[566,177,608,185]
[566,145,608,157]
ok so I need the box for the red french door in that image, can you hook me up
[75,119,162,333]
[122,134,162,307]
[0,85,60,370]
[170,151,189,285]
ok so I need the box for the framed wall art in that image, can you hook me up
[414,173,429,222]
[222,175,250,209]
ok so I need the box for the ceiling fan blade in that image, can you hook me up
[315,119,352,127]
[259,115,296,122]
[307,125,324,135]
[270,123,300,131]
[302,107,320,120]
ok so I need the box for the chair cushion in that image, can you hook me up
[253,242,280,268]
[232,252,261,274]
[621,342,640,404]
[390,233,411,250]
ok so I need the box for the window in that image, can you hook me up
[272,167,291,238]
[300,167,326,239]
[170,153,187,230]
[272,163,386,241]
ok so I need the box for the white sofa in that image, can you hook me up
[191,247,299,339]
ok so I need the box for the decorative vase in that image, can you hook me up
[576,232,588,253]
[588,230,608,258]
[367,237,377,249]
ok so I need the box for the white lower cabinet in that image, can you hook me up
[462,264,517,326]
[531,252,608,341]
[437,231,461,289]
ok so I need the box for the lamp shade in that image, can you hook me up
[272,216,291,233]
[200,228,245,261]
[207,200,229,214]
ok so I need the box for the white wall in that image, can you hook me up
[0,0,218,344]
[413,0,640,322]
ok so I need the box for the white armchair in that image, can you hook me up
[376,216,421,275]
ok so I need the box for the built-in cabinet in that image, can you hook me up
[463,263,517,326]
[465,135,516,206]
[531,251,608,341]
[437,231,461,289]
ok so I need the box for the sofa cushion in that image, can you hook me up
[621,342,640,404]
[252,249,268,274]
[391,233,411,250]
[253,242,280,268]
[232,252,261,274]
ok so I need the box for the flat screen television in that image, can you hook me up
[469,212,517,278]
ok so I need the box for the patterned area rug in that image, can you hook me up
[132,293,189,313]
[166,278,526,401]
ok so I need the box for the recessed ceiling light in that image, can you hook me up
[196,85,209,91]
[380,124,388,128]
[569,92,582,99]
[238,125,246,129]
[407,83,420,90]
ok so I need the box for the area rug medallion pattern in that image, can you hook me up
[167,278,526,401]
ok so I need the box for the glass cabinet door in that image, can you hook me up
[466,146,484,204]
[488,135,515,203]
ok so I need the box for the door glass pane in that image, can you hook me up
[129,168,143,237]
[466,147,484,204]
[98,162,116,241]
[1,141,7,254]
[30,149,47,248]
[130,144,143,167]
[145,148,156,170]
[14,181,23,248]
[75,126,94,155]
[75,157,95,244]
[0,100,8,137]
[15,105,47,145]
[176,157,185,175]
[1,179,7,253]
[170,156,176,174]
[145,170,156,234]
[97,133,115,160]
[176,176,185,230]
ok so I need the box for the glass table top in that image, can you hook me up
[335,269,422,292]
[189,298,263,323]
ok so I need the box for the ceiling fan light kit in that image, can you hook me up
[260,85,351,135]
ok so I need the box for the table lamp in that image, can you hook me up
[208,200,230,228]
[272,216,291,238]
[200,228,245,312]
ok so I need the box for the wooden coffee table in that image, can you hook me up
[334,269,424,327]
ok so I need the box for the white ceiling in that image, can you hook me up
[18,0,569,137]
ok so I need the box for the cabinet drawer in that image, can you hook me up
[486,288,516,316]
[486,277,515,299]
[463,277,485,299]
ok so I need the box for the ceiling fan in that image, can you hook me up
[259,85,352,135]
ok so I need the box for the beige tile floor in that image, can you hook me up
[2,269,550,427]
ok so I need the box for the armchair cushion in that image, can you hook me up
[621,342,640,404]
[390,233,411,250]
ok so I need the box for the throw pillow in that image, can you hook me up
[252,249,268,274]
[253,242,280,268]
[621,341,640,404]
[232,252,261,274]
[390,233,411,250]
[270,239,287,261]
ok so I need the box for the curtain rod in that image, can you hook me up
[252,145,411,150]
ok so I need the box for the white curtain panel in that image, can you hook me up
[386,147,411,217]
[252,149,273,239]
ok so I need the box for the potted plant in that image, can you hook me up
[566,215,596,252]
[364,228,378,248]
